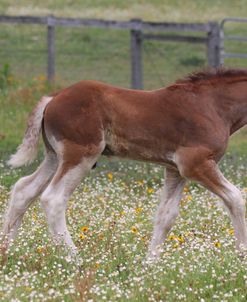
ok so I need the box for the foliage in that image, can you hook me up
[0,157,247,301]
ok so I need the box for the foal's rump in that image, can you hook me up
[43,83,105,163]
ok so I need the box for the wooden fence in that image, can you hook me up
[220,17,247,65]
[0,15,221,89]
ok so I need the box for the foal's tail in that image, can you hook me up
[8,96,53,168]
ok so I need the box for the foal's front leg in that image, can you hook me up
[175,146,247,251]
[182,159,247,250]
[148,168,186,260]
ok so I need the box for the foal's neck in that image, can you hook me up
[216,81,247,135]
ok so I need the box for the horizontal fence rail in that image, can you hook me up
[0,15,221,88]
[143,34,208,43]
[0,15,211,32]
[220,17,247,65]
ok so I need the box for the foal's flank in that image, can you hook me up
[2,68,247,259]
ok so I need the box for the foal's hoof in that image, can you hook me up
[237,243,247,256]
[145,250,161,265]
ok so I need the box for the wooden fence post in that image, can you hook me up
[47,15,55,82]
[130,20,143,89]
[207,22,220,67]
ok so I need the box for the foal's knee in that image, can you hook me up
[40,190,53,212]
[223,186,245,213]
[156,200,179,229]
[40,190,64,221]
[12,177,27,196]
[10,177,34,210]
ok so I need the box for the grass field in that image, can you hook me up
[0,1,247,301]
[1,0,247,22]
[0,157,247,301]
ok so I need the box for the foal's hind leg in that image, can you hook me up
[2,152,57,247]
[40,155,99,255]
[177,152,247,250]
[148,168,186,260]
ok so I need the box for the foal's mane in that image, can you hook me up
[176,68,247,84]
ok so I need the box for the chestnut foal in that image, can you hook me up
[2,68,247,259]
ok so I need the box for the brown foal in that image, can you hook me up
[2,68,247,259]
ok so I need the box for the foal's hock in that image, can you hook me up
[2,68,247,259]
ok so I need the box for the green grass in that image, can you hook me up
[0,158,247,301]
[1,1,247,88]
[1,0,247,22]
[0,1,247,301]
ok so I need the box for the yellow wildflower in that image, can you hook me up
[177,235,185,243]
[187,195,192,201]
[79,233,86,240]
[107,172,113,181]
[32,212,37,221]
[131,226,138,233]
[214,241,221,248]
[137,180,144,185]
[228,229,234,235]
[95,262,100,268]
[36,246,44,253]
[81,226,89,233]
[135,207,142,214]
[168,235,184,243]
[147,188,154,194]
[168,235,176,240]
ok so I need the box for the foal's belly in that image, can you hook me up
[103,134,176,167]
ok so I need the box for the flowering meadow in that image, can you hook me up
[0,155,247,302]
[1,0,247,297]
